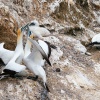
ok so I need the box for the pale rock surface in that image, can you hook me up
[0,0,100,100]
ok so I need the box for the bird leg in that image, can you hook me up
[27,75,38,81]
[0,73,10,80]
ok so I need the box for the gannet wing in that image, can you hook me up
[28,37,51,66]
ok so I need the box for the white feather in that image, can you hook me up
[23,55,46,83]
[92,33,100,43]
[0,39,24,65]
[29,26,50,38]
[0,43,14,64]
[38,40,49,56]
[3,28,26,73]
[23,39,48,84]
[4,61,26,72]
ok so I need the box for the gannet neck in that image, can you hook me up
[24,39,31,57]
[15,29,23,50]
[10,29,23,62]
[17,29,23,44]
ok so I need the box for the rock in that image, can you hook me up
[0,2,18,50]
[56,68,60,72]
[97,16,100,25]
[85,52,91,56]
[0,0,100,100]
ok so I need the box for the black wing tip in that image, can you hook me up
[39,25,45,27]
[45,83,50,92]
[0,73,9,80]
[86,42,100,47]
[50,45,57,49]
[44,41,57,49]
[86,42,93,47]
[49,62,52,66]
[46,59,52,66]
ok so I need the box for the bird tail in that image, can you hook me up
[50,44,57,49]
[44,83,50,92]
[86,42,100,47]
[86,42,94,47]
[0,73,9,80]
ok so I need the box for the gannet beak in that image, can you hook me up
[28,37,51,66]
[21,23,29,32]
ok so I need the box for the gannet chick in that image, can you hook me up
[0,26,27,79]
[87,33,100,47]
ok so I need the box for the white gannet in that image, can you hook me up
[23,30,51,92]
[30,32,57,66]
[24,25,56,67]
[87,33,100,47]
[0,25,29,65]
[0,27,26,79]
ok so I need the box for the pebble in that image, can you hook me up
[56,68,60,72]
[85,52,91,56]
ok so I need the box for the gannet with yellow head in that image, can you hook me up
[0,26,27,79]
[0,25,29,65]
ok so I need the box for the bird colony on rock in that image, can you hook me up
[0,20,57,92]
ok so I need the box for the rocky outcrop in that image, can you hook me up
[0,0,100,100]
[0,2,18,50]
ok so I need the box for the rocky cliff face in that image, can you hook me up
[0,0,100,100]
